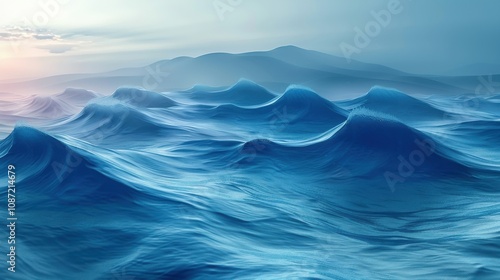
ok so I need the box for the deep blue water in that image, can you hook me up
[1,83,500,279]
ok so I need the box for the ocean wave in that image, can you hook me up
[232,109,470,178]
[112,87,177,108]
[56,88,99,106]
[1,84,499,279]
[184,79,276,106]
[0,126,145,203]
[54,100,182,141]
[210,86,347,126]
[336,86,449,122]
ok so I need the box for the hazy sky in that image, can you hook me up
[0,0,499,80]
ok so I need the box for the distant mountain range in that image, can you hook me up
[1,46,498,99]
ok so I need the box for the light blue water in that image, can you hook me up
[1,83,499,279]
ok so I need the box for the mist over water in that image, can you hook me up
[1,82,500,279]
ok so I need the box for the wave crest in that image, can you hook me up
[0,126,143,202]
[112,88,176,108]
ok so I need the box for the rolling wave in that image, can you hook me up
[209,86,347,126]
[112,87,177,108]
[1,83,499,279]
[20,96,72,119]
[0,88,99,138]
[183,79,276,106]
[52,100,185,142]
[232,109,470,178]
[336,86,449,123]
[0,126,145,202]
[55,88,99,106]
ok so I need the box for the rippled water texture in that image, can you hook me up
[1,83,499,279]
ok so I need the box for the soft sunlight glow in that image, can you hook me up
[0,0,498,81]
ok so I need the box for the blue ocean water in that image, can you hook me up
[1,83,500,279]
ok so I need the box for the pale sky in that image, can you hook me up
[1,0,499,80]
